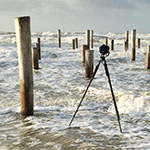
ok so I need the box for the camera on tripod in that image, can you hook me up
[99,44,110,56]
[69,44,122,133]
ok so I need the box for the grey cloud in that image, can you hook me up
[0,0,26,12]
[0,0,48,13]
[0,0,149,32]
[0,0,144,15]
[134,0,150,5]
[61,0,136,11]
[133,0,150,8]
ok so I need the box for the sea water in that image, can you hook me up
[0,31,150,150]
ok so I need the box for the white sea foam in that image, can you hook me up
[0,31,150,149]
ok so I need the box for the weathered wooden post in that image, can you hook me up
[91,30,93,48]
[32,47,39,69]
[137,38,140,49]
[86,30,90,49]
[35,42,40,60]
[85,50,94,78]
[111,39,114,50]
[124,41,127,51]
[37,38,41,60]
[58,29,61,48]
[75,38,78,49]
[72,39,75,49]
[105,37,108,46]
[146,46,150,69]
[15,16,33,116]
[131,29,136,61]
[125,30,129,49]
[82,45,89,63]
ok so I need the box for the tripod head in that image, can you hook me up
[99,44,110,58]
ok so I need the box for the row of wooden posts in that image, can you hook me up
[72,38,78,49]
[14,16,150,116]
[123,29,149,69]
[58,29,94,78]
[58,28,150,75]
[33,29,150,71]
[58,29,94,49]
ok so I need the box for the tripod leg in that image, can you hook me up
[69,60,102,126]
[103,59,122,133]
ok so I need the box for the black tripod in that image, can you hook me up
[69,45,122,133]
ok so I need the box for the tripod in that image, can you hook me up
[69,45,122,133]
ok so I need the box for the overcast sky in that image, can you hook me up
[0,0,150,33]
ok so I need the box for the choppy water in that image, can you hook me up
[0,31,150,150]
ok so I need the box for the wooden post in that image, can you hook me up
[137,38,140,49]
[125,30,129,49]
[58,29,61,48]
[15,16,33,116]
[82,45,88,63]
[85,50,94,78]
[105,37,108,46]
[86,30,90,49]
[35,43,40,60]
[75,38,78,49]
[124,41,127,51]
[91,30,93,48]
[131,29,136,61]
[146,46,150,69]
[72,39,75,49]
[111,39,114,50]
[32,47,39,69]
[37,38,41,60]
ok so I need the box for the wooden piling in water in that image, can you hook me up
[15,16,33,116]
[125,30,129,49]
[105,37,108,46]
[58,29,61,48]
[82,45,89,63]
[86,30,90,49]
[75,38,78,49]
[85,50,94,78]
[35,42,40,60]
[32,47,39,69]
[111,39,114,50]
[91,30,93,49]
[124,41,127,51]
[146,46,150,69]
[137,38,140,49]
[72,39,75,49]
[37,38,41,60]
[131,29,136,61]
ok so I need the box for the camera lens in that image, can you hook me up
[99,44,109,56]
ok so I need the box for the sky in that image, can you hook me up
[0,0,150,33]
